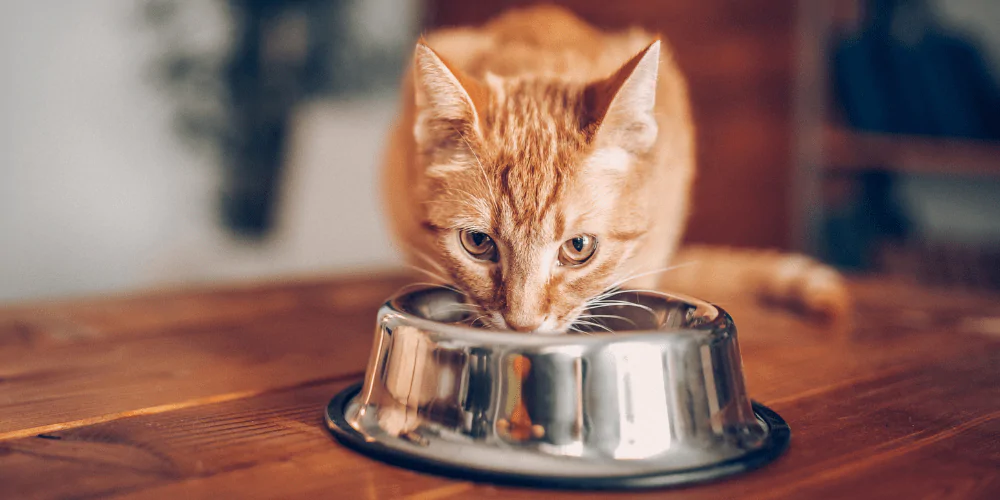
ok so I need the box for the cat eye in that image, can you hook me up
[559,234,598,266]
[459,230,497,262]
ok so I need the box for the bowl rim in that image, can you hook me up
[380,286,736,347]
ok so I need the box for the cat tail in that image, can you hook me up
[663,245,851,322]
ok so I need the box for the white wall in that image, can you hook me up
[145,100,403,289]
[0,0,404,302]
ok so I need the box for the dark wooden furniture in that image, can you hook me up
[793,0,1000,288]
[795,1,1000,185]
[2,273,998,498]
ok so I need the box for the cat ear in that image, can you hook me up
[584,40,660,154]
[412,41,486,149]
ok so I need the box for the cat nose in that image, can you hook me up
[504,315,542,333]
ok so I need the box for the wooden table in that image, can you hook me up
[2,273,998,499]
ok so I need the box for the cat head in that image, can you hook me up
[411,40,666,333]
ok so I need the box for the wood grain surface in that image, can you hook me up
[1,272,999,499]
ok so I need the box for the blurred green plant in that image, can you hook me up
[143,0,411,237]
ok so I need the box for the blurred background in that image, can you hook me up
[1,0,998,303]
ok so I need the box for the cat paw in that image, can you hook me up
[762,255,852,322]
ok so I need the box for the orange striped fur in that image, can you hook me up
[381,6,849,332]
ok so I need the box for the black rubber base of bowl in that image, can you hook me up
[325,382,790,491]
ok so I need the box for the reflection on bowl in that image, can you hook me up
[325,286,789,489]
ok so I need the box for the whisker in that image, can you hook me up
[451,125,496,206]
[409,250,449,275]
[583,262,699,318]
[577,313,637,327]
[472,314,498,329]
[406,264,456,287]
[571,319,614,334]
[585,298,656,315]
[466,313,491,328]
[388,282,463,303]
[603,262,698,292]
[403,280,462,291]
[615,288,677,299]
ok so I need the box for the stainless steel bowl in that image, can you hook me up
[325,287,789,489]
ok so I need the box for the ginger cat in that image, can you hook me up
[382,6,848,333]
